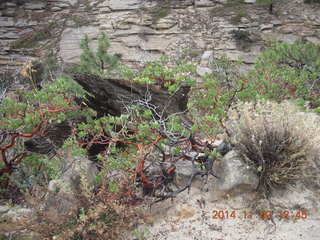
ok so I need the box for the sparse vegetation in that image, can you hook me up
[209,0,248,24]
[230,9,247,25]
[70,15,91,28]
[230,30,255,50]
[10,21,58,50]
[231,30,252,42]
[11,30,50,49]
[150,6,171,24]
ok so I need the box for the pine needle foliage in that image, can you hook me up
[244,40,320,109]
[77,32,120,77]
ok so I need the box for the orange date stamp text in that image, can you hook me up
[212,209,307,220]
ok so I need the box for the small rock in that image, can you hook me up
[175,160,194,179]
[152,18,177,30]
[200,50,214,66]
[195,0,216,7]
[0,231,42,240]
[116,23,131,30]
[54,2,70,8]
[306,37,320,45]
[107,0,141,10]
[65,0,78,6]
[216,141,232,156]
[271,20,282,26]
[215,150,259,194]
[260,24,273,31]
[280,34,302,43]
[240,17,250,24]
[4,2,17,7]
[1,31,20,39]
[196,66,212,76]
[24,2,46,10]
[51,7,62,12]
[300,30,316,37]
[175,160,201,186]
[279,25,297,34]
[183,151,206,159]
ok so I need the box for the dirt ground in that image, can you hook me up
[134,178,320,240]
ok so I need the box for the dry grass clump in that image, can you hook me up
[228,100,320,195]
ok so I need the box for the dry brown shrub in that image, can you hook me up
[228,100,320,196]
[54,177,141,240]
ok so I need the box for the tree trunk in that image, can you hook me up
[72,72,190,117]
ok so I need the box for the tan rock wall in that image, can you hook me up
[1,0,320,75]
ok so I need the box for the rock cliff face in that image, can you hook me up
[1,0,320,75]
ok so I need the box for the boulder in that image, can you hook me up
[44,153,98,223]
[175,160,197,186]
[0,205,35,232]
[269,183,320,217]
[215,150,259,194]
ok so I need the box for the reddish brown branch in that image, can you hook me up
[134,135,166,191]
[0,133,19,150]
[0,100,80,177]
[0,149,10,171]
[18,120,47,137]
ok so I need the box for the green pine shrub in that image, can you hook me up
[244,40,320,110]
[189,56,246,138]
[0,74,92,193]
[75,32,120,77]
[130,56,196,92]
